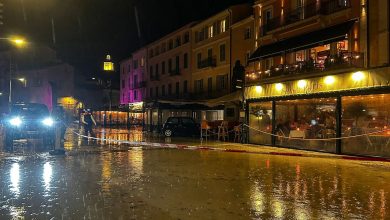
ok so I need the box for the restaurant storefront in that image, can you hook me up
[246,67,390,157]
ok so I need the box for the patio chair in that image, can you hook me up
[218,121,229,141]
[201,120,212,140]
[233,125,242,143]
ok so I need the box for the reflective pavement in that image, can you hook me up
[1,126,390,219]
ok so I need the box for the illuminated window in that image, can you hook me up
[295,50,306,62]
[140,57,144,67]
[208,25,214,38]
[220,19,226,33]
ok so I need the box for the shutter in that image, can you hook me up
[216,20,221,34]
[213,22,217,35]
[226,17,230,29]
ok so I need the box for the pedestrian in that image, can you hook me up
[81,109,97,137]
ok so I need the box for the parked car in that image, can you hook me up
[162,117,200,137]
[2,103,57,151]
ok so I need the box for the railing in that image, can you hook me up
[169,68,180,76]
[150,74,160,81]
[198,57,217,69]
[261,0,350,35]
[253,52,363,80]
[131,81,147,89]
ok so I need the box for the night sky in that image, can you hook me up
[3,0,251,77]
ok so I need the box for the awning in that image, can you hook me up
[204,90,242,107]
[249,20,356,62]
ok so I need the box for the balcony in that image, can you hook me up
[150,74,160,81]
[261,0,351,36]
[198,57,217,69]
[131,81,147,89]
[169,68,180,76]
[249,52,364,82]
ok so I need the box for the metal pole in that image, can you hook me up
[241,76,246,144]
[336,96,342,154]
[8,56,12,104]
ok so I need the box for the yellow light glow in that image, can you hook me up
[275,83,283,91]
[255,86,262,93]
[324,76,335,85]
[10,37,26,47]
[297,80,307,89]
[18,78,25,82]
[104,62,114,71]
[352,71,365,81]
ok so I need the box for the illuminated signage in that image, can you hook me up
[246,69,389,99]
[104,62,114,71]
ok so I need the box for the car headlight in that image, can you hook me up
[9,117,22,126]
[42,117,54,126]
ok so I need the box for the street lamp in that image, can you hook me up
[0,36,28,104]
[10,38,26,47]
[9,77,27,104]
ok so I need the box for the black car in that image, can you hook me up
[162,117,200,137]
[2,103,56,151]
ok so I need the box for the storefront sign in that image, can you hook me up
[246,68,390,99]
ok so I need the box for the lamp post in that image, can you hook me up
[0,36,27,105]
[9,77,27,104]
[233,60,246,143]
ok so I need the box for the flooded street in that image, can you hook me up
[1,128,390,219]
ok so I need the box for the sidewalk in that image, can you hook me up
[144,137,390,162]
[67,126,390,163]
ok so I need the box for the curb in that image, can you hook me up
[130,141,390,163]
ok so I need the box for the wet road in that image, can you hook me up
[1,128,390,219]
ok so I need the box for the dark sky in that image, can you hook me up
[3,0,251,76]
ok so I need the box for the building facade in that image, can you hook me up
[191,4,252,99]
[246,0,390,157]
[119,48,147,125]
[143,23,196,130]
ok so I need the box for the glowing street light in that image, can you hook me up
[11,38,26,47]
[324,76,336,85]
[297,80,307,89]
[352,71,365,82]
[275,83,283,91]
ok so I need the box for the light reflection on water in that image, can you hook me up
[1,149,390,219]
[43,162,52,192]
[9,163,20,197]
[64,126,146,149]
[128,148,144,180]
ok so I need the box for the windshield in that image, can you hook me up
[11,104,49,117]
